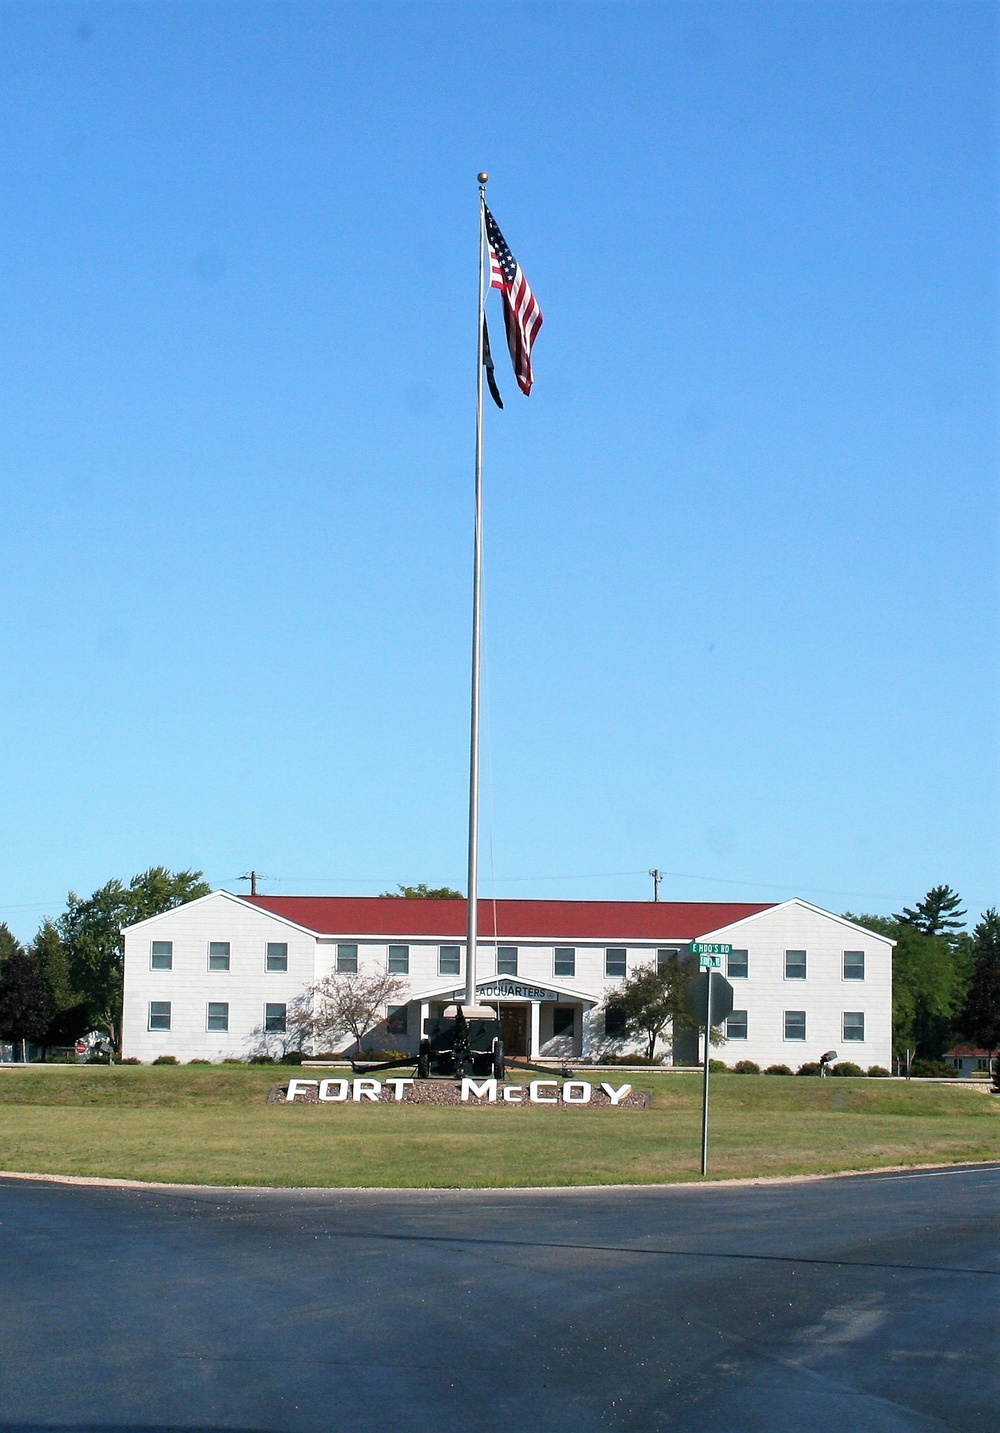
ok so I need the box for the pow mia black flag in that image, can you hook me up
[482,315,503,409]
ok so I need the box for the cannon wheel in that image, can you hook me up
[492,1039,505,1082]
[417,1039,431,1080]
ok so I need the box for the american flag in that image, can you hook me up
[484,205,543,396]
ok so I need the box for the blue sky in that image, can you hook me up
[0,0,996,940]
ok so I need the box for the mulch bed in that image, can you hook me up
[269,1078,650,1109]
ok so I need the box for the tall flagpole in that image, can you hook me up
[465,172,489,1007]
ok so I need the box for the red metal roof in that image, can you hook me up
[244,895,773,940]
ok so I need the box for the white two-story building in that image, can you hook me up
[121,892,893,1070]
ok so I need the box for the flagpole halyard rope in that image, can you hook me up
[465,174,489,1007]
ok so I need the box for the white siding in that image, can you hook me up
[698,903,893,1071]
[122,892,316,1063]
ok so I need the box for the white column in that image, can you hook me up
[529,1001,541,1059]
[581,1005,593,1060]
[419,1002,430,1040]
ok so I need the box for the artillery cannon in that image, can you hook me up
[352,1003,572,1081]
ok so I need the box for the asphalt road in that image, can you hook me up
[0,1165,997,1433]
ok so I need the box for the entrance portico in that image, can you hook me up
[409,977,598,1060]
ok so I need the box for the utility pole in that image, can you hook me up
[649,868,663,902]
[240,871,264,896]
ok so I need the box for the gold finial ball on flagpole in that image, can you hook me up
[477,172,489,184]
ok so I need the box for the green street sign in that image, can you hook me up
[689,942,732,957]
[699,954,722,969]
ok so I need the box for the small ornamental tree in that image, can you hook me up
[603,953,721,1060]
[311,969,407,1055]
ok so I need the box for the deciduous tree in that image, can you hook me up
[380,884,463,899]
[59,867,210,1047]
[845,910,970,1059]
[604,953,713,1060]
[310,969,407,1054]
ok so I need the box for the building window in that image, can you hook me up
[206,1002,229,1032]
[266,942,288,972]
[336,943,358,973]
[657,947,684,972]
[727,949,749,979]
[264,1003,287,1033]
[727,1010,748,1040]
[208,942,230,971]
[386,1005,408,1035]
[387,945,409,975]
[554,947,576,977]
[785,950,807,980]
[605,1005,627,1037]
[843,1012,865,1042]
[784,1010,806,1041]
[605,948,627,979]
[148,1001,171,1031]
[552,1006,574,1038]
[439,945,461,976]
[150,941,172,971]
[843,950,865,980]
[497,946,518,976]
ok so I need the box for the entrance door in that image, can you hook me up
[499,1005,528,1057]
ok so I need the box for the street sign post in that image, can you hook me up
[683,972,736,1176]
[689,942,732,956]
[698,954,722,969]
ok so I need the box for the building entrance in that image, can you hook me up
[498,1005,528,1057]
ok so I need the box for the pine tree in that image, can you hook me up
[958,910,1000,1053]
[893,885,967,942]
[0,922,21,966]
[0,947,53,1056]
[31,920,88,1048]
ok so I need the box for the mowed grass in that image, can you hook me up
[0,1066,996,1188]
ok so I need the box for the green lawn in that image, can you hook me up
[0,1066,996,1188]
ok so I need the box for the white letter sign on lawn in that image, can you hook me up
[529,1080,559,1104]
[352,1079,382,1102]
[461,1078,498,1102]
[562,1081,592,1104]
[285,1079,318,1101]
[600,1083,632,1105]
[318,1079,349,1102]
